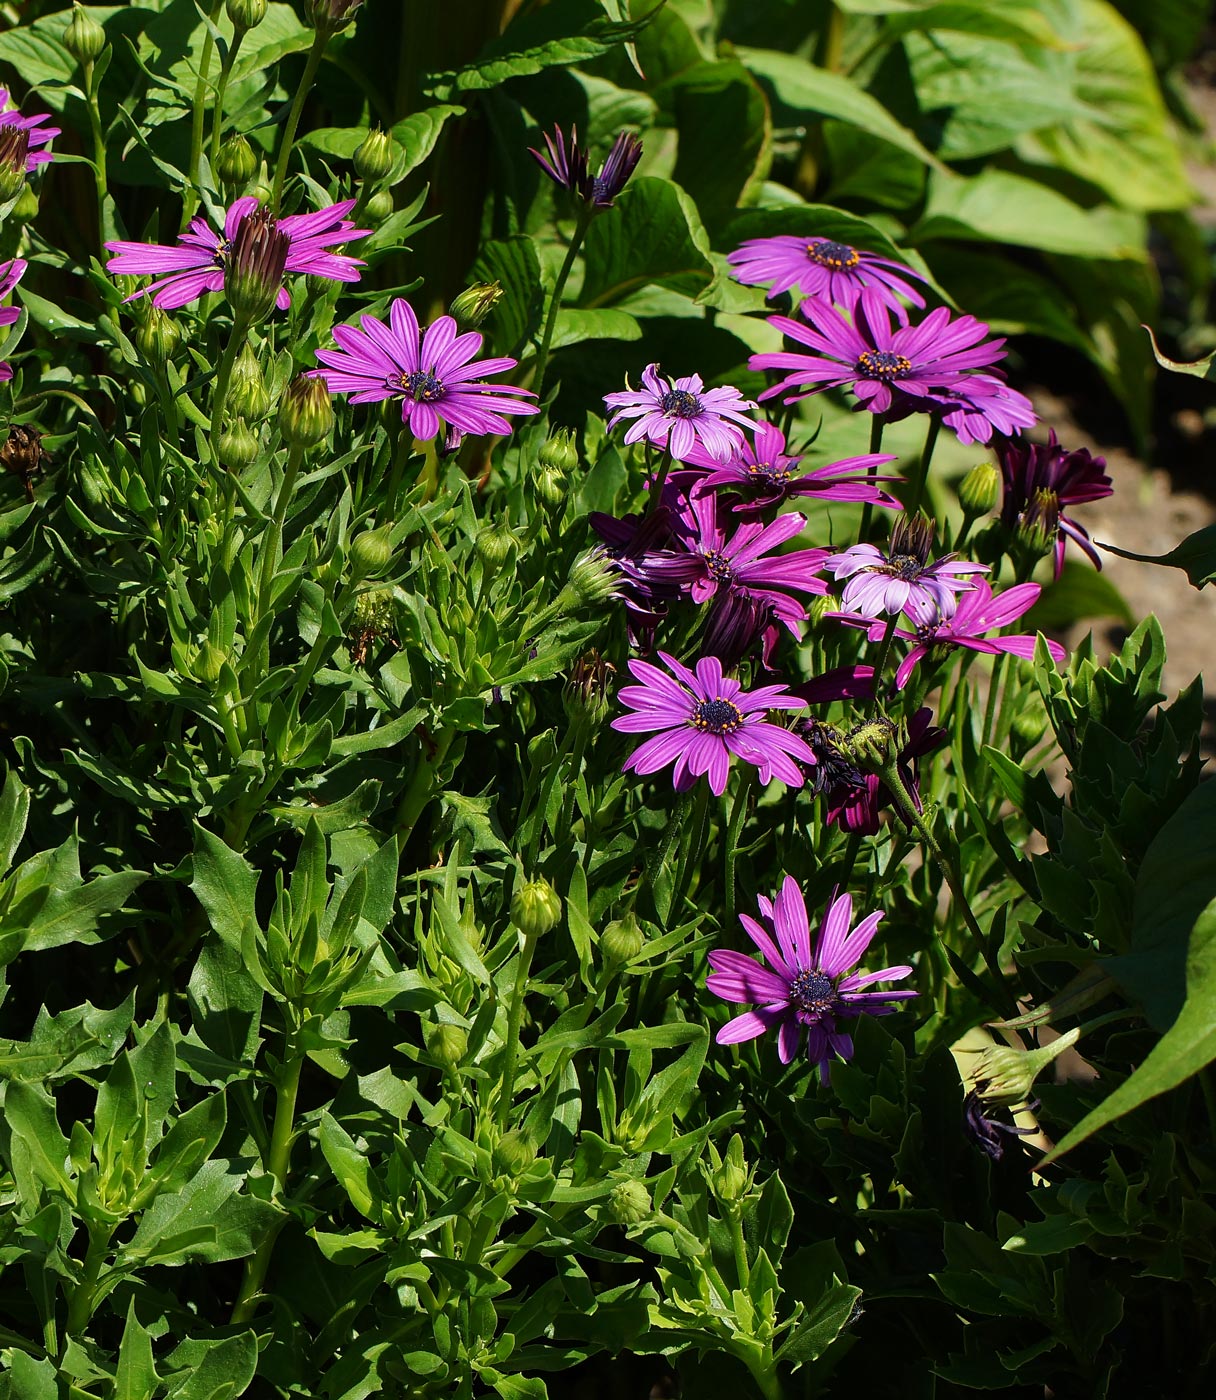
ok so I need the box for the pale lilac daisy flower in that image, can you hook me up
[0,87,59,171]
[611,652,814,796]
[314,298,539,440]
[603,364,757,463]
[825,515,987,625]
[708,878,916,1082]
[727,235,927,321]
[105,197,370,312]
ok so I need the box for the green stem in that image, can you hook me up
[982,652,1007,750]
[723,774,751,921]
[868,613,900,712]
[230,1049,304,1324]
[497,929,540,1129]
[532,208,592,399]
[258,443,304,605]
[82,58,109,245]
[671,779,711,919]
[645,449,673,518]
[728,1210,750,1288]
[907,413,941,518]
[394,726,455,848]
[857,415,885,541]
[383,427,414,522]
[209,314,252,462]
[270,29,328,215]
[65,1225,114,1338]
[209,29,246,169]
[186,0,225,221]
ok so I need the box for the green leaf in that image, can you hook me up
[163,1331,258,1400]
[2,1081,74,1202]
[127,1159,276,1265]
[580,177,714,307]
[1023,560,1135,631]
[1143,324,1216,381]
[1047,894,1216,1161]
[0,995,133,1083]
[667,59,770,229]
[1097,523,1216,590]
[0,768,30,872]
[319,1113,378,1221]
[471,236,545,358]
[775,1279,862,1365]
[549,307,642,351]
[190,824,260,953]
[387,104,466,180]
[186,938,263,1069]
[115,1299,160,1400]
[268,779,382,833]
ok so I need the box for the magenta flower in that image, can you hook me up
[105,197,369,312]
[826,541,986,626]
[603,364,757,463]
[846,580,1066,689]
[0,258,26,383]
[529,124,643,208]
[727,235,927,322]
[708,878,916,1081]
[611,652,814,795]
[682,420,901,515]
[997,430,1113,576]
[314,299,539,440]
[0,87,59,171]
[751,291,1036,445]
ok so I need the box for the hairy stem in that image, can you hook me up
[497,928,540,1128]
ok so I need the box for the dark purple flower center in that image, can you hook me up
[403,369,445,403]
[701,549,735,584]
[875,553,924,581]
[856,349,912,382]
[806,239,860,271]
[690,696,744,735]
[660,389,702,418]
[745,461,792,485]
[213,237,232,269]
[789,968,837,1013]
[803,721,864,795]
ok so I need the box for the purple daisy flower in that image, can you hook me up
[844,579,1066,689]
[751,291,1036,446]
[105,197,370,312]
[529,124,643,208]
[962,1090,1040,1163]
[708,878,916,1081]
[997,430,1113,577]
[826,515,987,626]
[604,364,757,463]
[727,235,927,322]
[0,258,26,383]
[682,419,901,515]
[611,652,814,796]
[314,299,539,440]
[0,87,59,171]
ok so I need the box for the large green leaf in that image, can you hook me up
[580,177,715,306]
[666,59,770,229]
[189,824,259,954]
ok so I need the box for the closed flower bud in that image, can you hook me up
[971,1028,1081,1108]
[563,550,620,608]
[538,428,578,475]
[219,417,260,470]
[448,281,503,332]
[0,129,29,201]
[425,1022,467,1070]
[563,649,615,730]
[845,717,896,773]
[279,374,334,447]
[711,1135,750,1204]
[606,1178,651,1225]
[226,0,267,33]
[958,461,999,518]
[354,126,396,184]
[493,1129,537,1178]
[1014,488,1059,560]
[193,640,229,685]
[365,189,395,224]
[136,306,182,366]
[511,877,562,940]
[311,0,364,34]
[600,913,644,967]
[534,464,566,510]
[889,510,934,566]
[350,526,393,576]
[229,341,270,420]
[224,206,288,322]
[63,4,108,65]
[215,133,258,191]
[475,517,518,570]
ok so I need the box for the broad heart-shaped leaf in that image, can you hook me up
[1103,780,1216,1030]
[666,59,771,230]
[1097,524,1216,591]
[579,177,714,307]
[1015,0,1193,213]
[735,45,946,171]
[189,823,259,953]
[1047,895,1216,1162]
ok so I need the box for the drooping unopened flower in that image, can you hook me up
[962,1091,1039,1163]
[314,299,539,440]
[727,235,927,322]
[529,124,644,209]
[0,87,59,172]
[682,420,901,515]
[611,652,814,795]
[707,878,916,1081]
[105,197,369,311]
[224,205,289,321]
[604,364,756,463]
[997,430,1113,576]
[825,515,987,625]
[845,579,1066,689]
[751,291,1036,445]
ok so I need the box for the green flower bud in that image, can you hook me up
[563,550,620,608]
[215,133,258,191]
[711,1135,750,1204]
[224,206,288,322]
[365,189,395,224]
[493,1129,537,1178]
[600,912,644,967]
[226,0,267,33]
[606,1178,651,1226]
[538,429,578,476]
[228,342,270,421]
[425,1022,467,1070]
[534,464,566,509]
[474,517,519,571]
[63,4,108,65]
[448,281,503,333]
[1014,488,1059,561]
[353,126,396,184]
[193,640,229,686]
[278,374,334,447]
[845,717,896,774]
[136,306,182,366]
[808,593,834,629]
[958,461,1000,518]
[970,1028,1081,1108]
[511,877,562,940]
[349,586,395,637]
[350,526,393,576]
[219,417,260,471]
[563,649,615,730]
[10,184,38,223]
